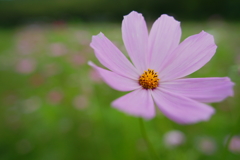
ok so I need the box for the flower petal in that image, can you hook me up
[88,61,141,91]
[161,77,234,103]
[152,88,215,124]
[160,31,217,81]
[148,14,181,72]
[112,89,155,119]
[122,11,148,72]
[90,32,139,79]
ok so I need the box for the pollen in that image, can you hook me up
[139,69,160,89]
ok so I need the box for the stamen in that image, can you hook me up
[139,69,160,89]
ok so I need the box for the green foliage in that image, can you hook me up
[0,21,240,159]
[1,0,240,25]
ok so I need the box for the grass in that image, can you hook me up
[0,20,240,160]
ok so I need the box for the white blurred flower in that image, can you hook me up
[22,96,41,113]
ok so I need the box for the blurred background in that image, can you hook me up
[0,0,240,160]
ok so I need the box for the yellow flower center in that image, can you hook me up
[139,69,160,89]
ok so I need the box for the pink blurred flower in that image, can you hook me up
[89,11,234,124]
[16,58,36,74]
[16,26,45,55]
[70,53,86,66]
[47,90,63,105]
[50,43,68,56]
[163,130,185,148]
[196,137,217,155]
[17,38,35,55]
[229,136,240,153]
[89,69,102,83]
[73,95,89,110]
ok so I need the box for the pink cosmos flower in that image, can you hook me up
[88,11,234,124]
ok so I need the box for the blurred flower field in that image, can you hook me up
[0,20,240,160]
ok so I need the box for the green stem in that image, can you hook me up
[223,109,240,158]
[222,132,234,160]
[139,118,159,160]
[225,133,234,149]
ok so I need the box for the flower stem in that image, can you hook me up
[225,133,233,149]
[139,118,159,160]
